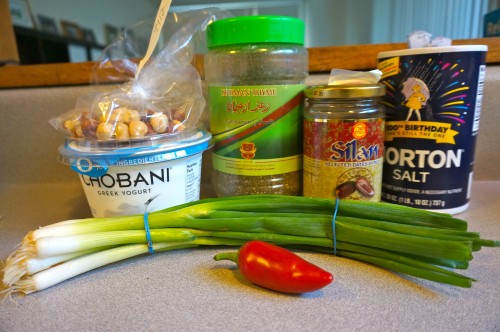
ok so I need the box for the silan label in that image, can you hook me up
[378,48,486,212]
[303,118,385,201]
[330,139,380,162]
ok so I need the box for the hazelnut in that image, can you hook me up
[96,122,114,140]
[129,120,148,138]
[115,123,130,140]
[81,115,98,138]
[172,120,186,132]
[105,108,125,124]
[123,108,140,124]
[150,113,168,133]
[99,107,124,124]
[63,119,75,133]
[172,109,186,122]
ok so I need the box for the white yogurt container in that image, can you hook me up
[59,129,212,217]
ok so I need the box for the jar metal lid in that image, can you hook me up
[305,84,386,99]
[206,15,305,48]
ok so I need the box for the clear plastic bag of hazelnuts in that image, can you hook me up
[54,84,199,142]
[50,8,230,144]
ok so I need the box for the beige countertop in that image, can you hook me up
[1,66,500,331]
[0,180,499,332]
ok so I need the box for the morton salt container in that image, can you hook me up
[303,84,386,201]
[377,45,487,214]
[205,16,308,197]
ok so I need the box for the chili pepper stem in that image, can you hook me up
[213,252,238,263]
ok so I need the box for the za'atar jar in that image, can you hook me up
[205,15,308,197]
[303,84,386,201]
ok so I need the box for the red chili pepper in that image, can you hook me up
[214,240,333,293]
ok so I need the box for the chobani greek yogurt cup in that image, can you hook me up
[59,129,212,217]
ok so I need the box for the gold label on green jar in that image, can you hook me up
[303,118,385,201]
[209,84,304,176]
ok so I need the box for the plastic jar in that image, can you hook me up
[205,16,308,197]
[303,84,386,201]
[58,129,212,217]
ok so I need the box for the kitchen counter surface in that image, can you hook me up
[1,180,499,332]
[1,66,500,332]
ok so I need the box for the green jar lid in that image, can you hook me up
[206,15,305,48]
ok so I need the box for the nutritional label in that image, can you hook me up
[473,65,486,134]
[185,159,201,201]
[381,182,465,208]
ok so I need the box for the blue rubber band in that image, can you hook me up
[144,195,160,255]
[332,198,340,255]
[143,212,154,255]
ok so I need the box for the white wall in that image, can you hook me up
[304,0,374,47]
[372,0,489,43]
[305,0,489,47]
[18,0,492,50]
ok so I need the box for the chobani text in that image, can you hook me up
[80,168,170,188]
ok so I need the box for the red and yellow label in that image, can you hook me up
[240,142,257,160]
[303,118,385,201]
[352,123,368,139]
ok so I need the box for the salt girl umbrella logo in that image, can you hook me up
[402,77,430,122]
[378,54,480,145]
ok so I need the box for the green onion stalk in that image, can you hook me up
[1,195,499,295]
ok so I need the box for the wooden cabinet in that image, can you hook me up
[0,0,19,65]
[14,26,104,65]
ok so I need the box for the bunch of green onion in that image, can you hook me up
[1,195,499,295]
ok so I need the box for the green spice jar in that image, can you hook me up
[205,16,308,197]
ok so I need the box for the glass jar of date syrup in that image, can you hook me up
[303,84,386,201]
